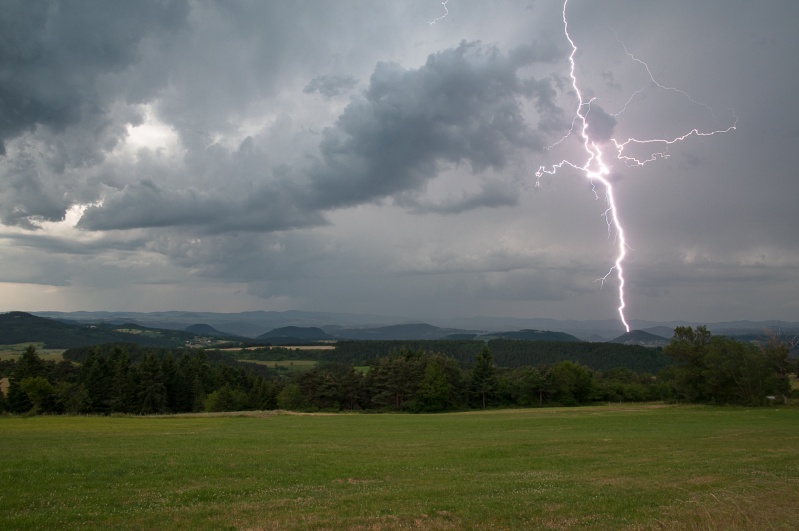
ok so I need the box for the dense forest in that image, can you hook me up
[1,328,795,415]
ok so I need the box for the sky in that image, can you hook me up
[1,0,798,325]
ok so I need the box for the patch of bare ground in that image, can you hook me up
[332,478,380,485]
[627,481,799,530]
[683,475,722,486]
[343,511,463,531]
[235,511,462,531]
[538,515,601,529]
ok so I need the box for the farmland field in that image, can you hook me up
[2,404,798,529]
[0,342,64,361]
[239,358,318,372]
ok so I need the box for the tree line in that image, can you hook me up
[278,347,673,412]
[306,339,672,373]
[663,326,795,405]
[0,344,280,415]
[1,328,795,415]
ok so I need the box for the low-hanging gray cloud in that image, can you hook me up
[0,0,188,151]
[2,0,798,324]
[77,178,328,234]
[79,40,563,232]
[307,41,560,211]
[0,0,189,226]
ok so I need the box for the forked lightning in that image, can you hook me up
[536,0,737,332]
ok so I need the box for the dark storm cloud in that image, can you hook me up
[0,0,189,226]
[584,103,616,143]
[80,40,562,232]
[78,181,213,230]
[77,179,327,233]
[0,0,188,152]
[3,0,796,323]
[307,41,559,210]
[1,150,65,229]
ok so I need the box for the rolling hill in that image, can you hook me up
[609,330,670,348]
[330,323,471,340]
[183,323,235,338]
[0,312,244,349]
[481,329,582,342]
[256,326,335,345]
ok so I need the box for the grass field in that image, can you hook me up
[239,359,371,374]
[239,359,318,372]
[2,404,798,530]
[0,342,64,361]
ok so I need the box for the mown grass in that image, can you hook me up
[1,404,798,530]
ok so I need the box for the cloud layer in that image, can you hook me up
[1,0,798,324]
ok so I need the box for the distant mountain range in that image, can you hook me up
[257,324,584,343]
[0,311,603,348]
[325,323,470,341]
[32,309,799,341]
[1,310,791,350]
[0,311,239,349]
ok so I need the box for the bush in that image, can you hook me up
[204,385,250,412]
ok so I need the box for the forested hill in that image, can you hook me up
[0,312,240,349]
[257,326,334,344]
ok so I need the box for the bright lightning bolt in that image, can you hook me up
[610,36,738,167]
[428,0,449,25]
[536,0,737,333]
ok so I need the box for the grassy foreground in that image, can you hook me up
[2,405,798,530]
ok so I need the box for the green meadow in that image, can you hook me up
[239,358,319,372]
[2,405,798,530]
[240,358,370,375]
[0,342,64,361]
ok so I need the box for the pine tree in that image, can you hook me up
[82,349,114,414]
[15,345,46,380]
[109,347,135,413]
[55,381,90,414]
[470,346,497,409]
[137,352,168,414]
[6,378,33,413]
[191,375,207,412]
